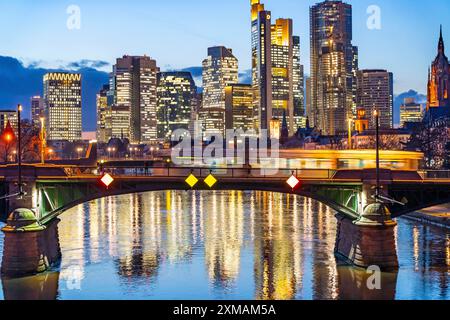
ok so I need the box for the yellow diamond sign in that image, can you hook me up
[204,174,217,188]
[185,174,199,188]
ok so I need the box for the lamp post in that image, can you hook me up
[77,147,83,159]
[374,108,380,202]
[40,117,46,164]
[17,104,23,197]
[347,117,353,150]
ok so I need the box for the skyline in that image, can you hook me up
[0,0,448,94]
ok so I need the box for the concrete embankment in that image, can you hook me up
[403,204,450,229]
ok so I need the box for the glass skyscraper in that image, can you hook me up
[310,0,357,135]
[157,72,197,140]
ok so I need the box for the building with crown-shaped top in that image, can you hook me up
[427,26,450,110]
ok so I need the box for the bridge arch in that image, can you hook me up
[36,179,362,225]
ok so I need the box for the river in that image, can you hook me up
[0,191,448,300]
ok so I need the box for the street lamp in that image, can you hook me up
[17,104,24,197]
[347,117,353,150]
[374,108,380,202]
[40,117,46,164]
[77,147,83,159]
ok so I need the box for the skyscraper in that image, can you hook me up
[157,72,197,140]
[109,55,159,143]
[201,46,238,135]
[293,36,306,130]
[356,69,394,129]
[310,0,358,135]
[43,72,82,142]
[271,18,294,133]
[225,84,254,132]
[427,26,450,109]
[96,84,110,143]
[251,0,272,133]
[31,96,44,127]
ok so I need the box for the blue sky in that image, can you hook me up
[0,0,448,93]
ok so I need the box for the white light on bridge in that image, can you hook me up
[287,175,300,190]
[101,174,114,188]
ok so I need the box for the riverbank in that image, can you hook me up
[403,204,450,229]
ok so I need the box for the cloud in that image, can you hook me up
[66,59,110,70]
[0,56,109,131]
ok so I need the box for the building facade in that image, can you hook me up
[310,0,358,135]
[400,98,423,127]
[225,84,254,132]
[109,55,159,144]
[157,72,197,140]
[96,84,110,143]
[356,69,394,129]
[0,110,18,132]
[43,72,82,142]
[201,46,239,136]
[31,96,44,127]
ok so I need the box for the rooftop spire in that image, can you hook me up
[438,25,445,53]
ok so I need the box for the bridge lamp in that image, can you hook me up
[101,173,114,189]
[286,174,300,190]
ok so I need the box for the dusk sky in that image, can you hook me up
[0,0,449,128]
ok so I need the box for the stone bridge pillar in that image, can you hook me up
[1,209,61,277]
[335,169,399,271]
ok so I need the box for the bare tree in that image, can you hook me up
[408,120,450,169]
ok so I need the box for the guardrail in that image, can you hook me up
[419,170,450,179]
[62,166,339,180]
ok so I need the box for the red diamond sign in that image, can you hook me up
[101,173,114,188]
[286,175,300,190]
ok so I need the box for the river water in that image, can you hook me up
[0,191,448,300]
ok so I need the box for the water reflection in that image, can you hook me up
[0,191,449,300]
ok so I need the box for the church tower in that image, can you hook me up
[427,25,450,109]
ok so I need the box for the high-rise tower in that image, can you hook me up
[356,69,394,129]
[43,72,82,142]
[109,55,159,143]
[251,0,272,133]
[157,72,197,140]
[201,46,239,136]
[310,0,358,135]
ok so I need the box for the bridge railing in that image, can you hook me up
[61,166,338,180]
[420,170,450,180]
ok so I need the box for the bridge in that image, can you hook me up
[1,164,450,276]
